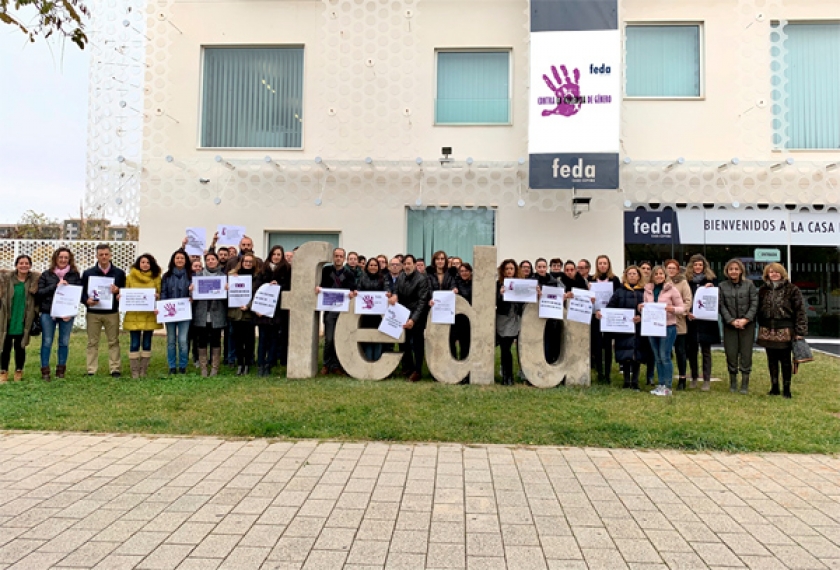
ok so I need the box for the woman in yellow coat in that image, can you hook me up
[122,254,162,378]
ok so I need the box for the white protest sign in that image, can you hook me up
[567,292,593,324]
[50,285,83,318]
[216,225,246,246]
[192,276,227,300]
[251,284,281,318]
[538,286,565,320]
[120,288,156,312]
[431,291,456,324]
[590,282,614,311]
[354,291,388,315]
[156,298,192,323]
[692,286,720,321]
[378,303,410,339]
[227,275,253,307]
[317,288,350,312]
[185,227,206,257]
[87,276,114,311]
[503,279,538,303]
[641,302,667,337]
[600,308,636,334]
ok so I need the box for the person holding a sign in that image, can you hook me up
[160,250,193,374]
[81,244,127,377]
[641,266,685,396]
[452,262,473,360]
[317,248,357,376]
[756,263,807,399]
[36,247,82,381]
[496,259,524,386]
[123,254,162,378]
[227,253,258,375]
[0,255,40,383]
[719,259,759,394]
[255,246,291,377]
[598,266,645,390]
[390,254,430,382]
[357,257,387,362]
[685,254,720,391]
[191,252,228,377]
[589,255,621,384]
[665,260,693,391]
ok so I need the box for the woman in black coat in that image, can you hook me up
[357,258,387,362]
[254,246,291,376]
[451,262,473,360]
[685,254,720,391]
[598,265,645,390]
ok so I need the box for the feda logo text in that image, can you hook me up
[552,158,596,181]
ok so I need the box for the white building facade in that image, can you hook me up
[87,0,840,337]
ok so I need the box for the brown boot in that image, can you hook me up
[210,348,221,377]
[13,370,22,382]
[129,353,141,379]
[198,349,208,377]
[41,366,51,382]
[0,371,7,383]
[139,351,152,378]
[55,365,66,379]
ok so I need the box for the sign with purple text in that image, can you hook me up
[192,276,227,300]
[529,0,619,190]
[317,288,350,312]
[156,298,192,324]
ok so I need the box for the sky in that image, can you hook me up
[0,23,89,224]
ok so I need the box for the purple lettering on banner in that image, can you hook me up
[198,279,218,294]
[323,291,345,306]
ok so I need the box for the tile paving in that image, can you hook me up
[0,433,837,569]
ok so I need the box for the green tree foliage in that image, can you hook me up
[0,1,89,49]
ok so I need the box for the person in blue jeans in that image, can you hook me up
[36,247,83,381]
[641,266,685,397]
[159,250,193,374]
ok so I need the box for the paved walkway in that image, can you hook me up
[0,434,838,570]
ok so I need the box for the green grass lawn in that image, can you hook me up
[0,333,838,453]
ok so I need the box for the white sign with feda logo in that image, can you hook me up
[529,30,620,155]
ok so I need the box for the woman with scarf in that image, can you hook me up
[160,249,192,374]
[0,255,40,382]
[123,254,162,378]
[37,247,83,381]
[685,254,720,391]
[255,246,291,376]
[190,252,227,377]
[589,255,621,383]
[664,260,692,390]
[496,259,523,385]
[756,263,806,399]
[227,253,258,375]
[719,258,758,394]
[598,266,645,390]
[356,257,387,362]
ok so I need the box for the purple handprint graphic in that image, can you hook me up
[164,303,177,318]
[362,295,375,310]
[542,65,582,117]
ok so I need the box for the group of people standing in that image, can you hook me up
[0,239,808,399]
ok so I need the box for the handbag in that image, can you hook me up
[792,339,813,364]
[29,314,42,337]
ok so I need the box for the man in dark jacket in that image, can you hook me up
[81,244,127,377]
[392,255,430,382]
[317,248,356,375]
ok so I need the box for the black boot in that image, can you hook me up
[622,364,632,389]
[729,373,738,393]
[768,377,781,396]
[676,377,686,391]
[783,380,792,399]
[630,363,640,391]
[740,373,750,394]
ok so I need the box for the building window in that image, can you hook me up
[625,25,701,98]
[406,208,495,264]
[772,23,840,150]
[267,232,340,253]
[201,47,304,148]
[435,51,511,125]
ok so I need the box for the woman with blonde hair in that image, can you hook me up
[598,265,645,390]
[756,263,806,398]
[641,266,685,396]
[36,247,83,381]
[664,259,692,390]
[719,258,758,393]
[685,254,720,391]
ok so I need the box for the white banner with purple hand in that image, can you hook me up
[354,291,388,315]
[692,287,720,321]
[317,288,350,312]
[156,298,192,323]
